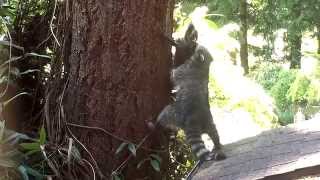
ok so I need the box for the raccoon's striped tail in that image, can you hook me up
[185,128,210,161]
[184,127,211,180]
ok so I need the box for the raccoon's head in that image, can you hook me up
[172,24,198,68]
[193,46,213,65]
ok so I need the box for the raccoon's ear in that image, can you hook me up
[184,23,198,43]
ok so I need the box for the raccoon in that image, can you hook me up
[157,24,226,161]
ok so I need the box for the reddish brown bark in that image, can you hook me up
[239,0,249,75]
[60,0,174,179]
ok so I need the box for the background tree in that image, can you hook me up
[207,0,249,74]
[239,0,249,74]
[252,0,320,68]
[287,1,303,69]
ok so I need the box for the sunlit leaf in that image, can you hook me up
[20,142,40,150]
[39,126,46,145]
[204,19,218,30]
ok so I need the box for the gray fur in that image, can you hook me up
[157,24,225,161]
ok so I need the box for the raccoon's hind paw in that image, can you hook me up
[200,152,215,161]
[213,149,226,161]
[200,151,224,162]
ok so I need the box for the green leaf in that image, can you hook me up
[24,165,44,180]
[115,142,127,154]
[39,126,46,145]
[127,143,136,156]
[0,8,11,17]
[204,19,218,30]
[113,175,121,180]
[18,165,29,180]
[150,154,162,163]
[20,142,40,150]
[25,149,40,156]
[112,173,123,180]
[150,159,160,172]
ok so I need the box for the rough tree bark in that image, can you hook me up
[239,0,249,75]
[58,0,174,179]
[289,3,302,69]
[288,32,302,69]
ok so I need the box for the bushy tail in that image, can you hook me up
[185,128,210,161]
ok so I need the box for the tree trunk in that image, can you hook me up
[289,3,302,69]
[55,0,174,179]
[239,0,249,75]
[317,24,320,55]
[289,32,302,69]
